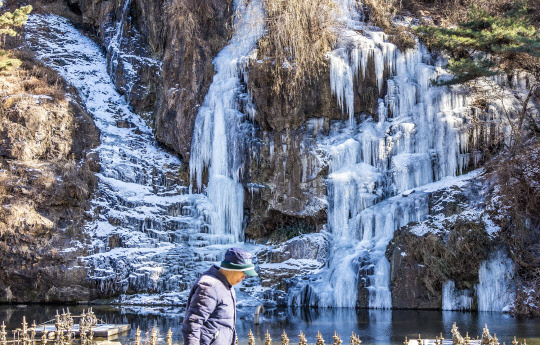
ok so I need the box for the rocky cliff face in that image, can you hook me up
[256,232,328,303]
[30,0,536,313]
[244,121,330,240]
[73,0,234,160]
[68,0,336,239]
[0,50,100,302]
[244,49,394,238]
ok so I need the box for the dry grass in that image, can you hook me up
[489,139,540,266]
[255,0,417,99]
[256,0,339,98]
[398,219,490,294]
[366,0,538,50]
[0,39,100,301]
[363,0,417,50]
[1,50,66,98]
[484,139,540,315]
[0,50,74,161]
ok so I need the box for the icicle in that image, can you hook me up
[442,280,474,311]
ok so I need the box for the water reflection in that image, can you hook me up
[0,305,538,345]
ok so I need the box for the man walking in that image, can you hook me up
[182,248,258,345]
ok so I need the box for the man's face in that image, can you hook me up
[229,271,246,285]
[221,269,246,285]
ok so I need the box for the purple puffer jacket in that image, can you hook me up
[182,265,237,345]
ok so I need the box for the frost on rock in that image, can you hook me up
[104,0,160,117]
[392,174,516,312]
[257,232,328,297]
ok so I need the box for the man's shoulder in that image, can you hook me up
[196,273,225,292]
[198,274,220,286]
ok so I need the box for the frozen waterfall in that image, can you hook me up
[442,281,474,311]
[24,13,258,304]
[441,250,515,312]
[23,0,521,310]
[189,0,264,243]
[25,0,267,304]
[288,0,496,309]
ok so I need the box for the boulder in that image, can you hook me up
[257,233,329,289]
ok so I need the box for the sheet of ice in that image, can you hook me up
[442,280,474,311]
[23,0,524,309]
[292,0,520,309]
[477,250,516,312]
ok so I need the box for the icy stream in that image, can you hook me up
[24,14,260,305]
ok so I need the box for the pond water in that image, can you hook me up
[1,305,539,345]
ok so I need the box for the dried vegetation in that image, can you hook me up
[389,215,492,297]
[255,0,339,98]
[363,0,417,50]
[399,0,539,27]
[487,139,540,316]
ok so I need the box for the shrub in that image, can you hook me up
[489,139,540,271]
[415,2,539,83]
[0,1,32,70]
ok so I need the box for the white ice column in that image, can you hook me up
[442,280,474,311]
[368,256,392,309]
[189,0,264,243]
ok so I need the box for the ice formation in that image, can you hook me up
[189,0,264,243]
[23,0,524,310]
[477,250,516,312]
[442,250,516,312]
[442,281,474,311]
[105,0,160,108]
[288,0,518,309]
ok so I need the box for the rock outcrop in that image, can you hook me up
[256,233,328,297]
[244,121,330,240]
[31,0,534,314]
[68,0,342,238]
[0,50,100,302]
[74,0,234,160]
[385,178,497,310]
[244,58,382,239]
